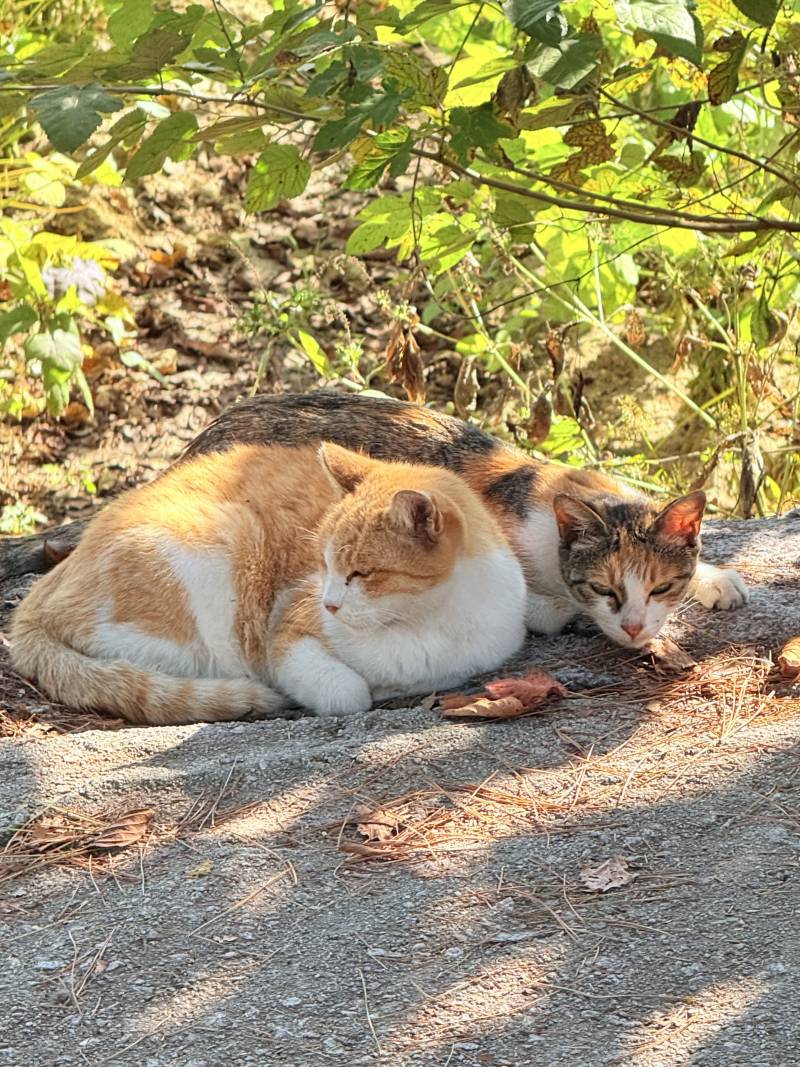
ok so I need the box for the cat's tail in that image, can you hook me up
[10,619,290,727]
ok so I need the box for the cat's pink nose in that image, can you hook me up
[324,602,339,615]
[622,621,643,639]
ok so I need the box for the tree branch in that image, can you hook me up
[599,88,800,198]
[411,148,800,234]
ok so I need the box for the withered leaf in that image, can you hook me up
[580,855,635,893]
[526,391,552,446]
[641,637,696,675]
[624,309,646,347]
[441,695,526,720]
[454,356,478,419]
[778,636,800,679]
[355,806,401,842]
[91,809,152,850]
[562,120,615,163]
[708,36,747,105]
[485,670,567,708]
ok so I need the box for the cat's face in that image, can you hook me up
[554,491,705,649]
[316,445,461,630]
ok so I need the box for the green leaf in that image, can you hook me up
[344,128,414,191]
[526,33,602,89]
[25,318,82,373]
[345,197,413,255]
[507,0,563,36]
[418,214,476,275]
[31,84,123,152]
[450,104,515,160]
[384,49,447,108]
[396,0,471,32]
[708,34,748,105]
[125,112,198,180]
[293,329,331,376]
[313,114,368,152]
[615,0,703,66]
[107,0,154,50]
[76,109,148,179]
[731,0,778,26]
[244,145,311,213]
[73,365,95,415]
[0,304,37,348]
[113,27,192,80]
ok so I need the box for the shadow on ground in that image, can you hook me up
[1,513,799,1067]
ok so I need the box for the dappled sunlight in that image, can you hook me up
[618,978,769,1065]
[379,948,568,1057]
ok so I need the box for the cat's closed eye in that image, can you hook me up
[650,581,673,596]
[589,582,617,601]
[346,570,371,583]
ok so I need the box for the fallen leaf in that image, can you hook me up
[580,855,636,893]
[441,695,526,720]
[91,810,152,850]
[439,692,481,712]
[355,806,401,842]
[641,637,696,675]
[485,670,567,708]
[778,637,800,678]
[187,858,215,878]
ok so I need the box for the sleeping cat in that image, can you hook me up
[4,392,747,649]
[10,443,527,725]
[182,392,748,650]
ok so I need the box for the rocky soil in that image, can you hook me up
[1,512,799,1066]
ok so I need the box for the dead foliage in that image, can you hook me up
[439,669,566,720]
[778,636,800,679]
[580,855,636,892]
[339,780,573,863]
[639,636,697,675]
[0,807,152,886]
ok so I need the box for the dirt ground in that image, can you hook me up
[1,511,800,1067]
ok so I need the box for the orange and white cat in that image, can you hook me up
[10,443,527,725]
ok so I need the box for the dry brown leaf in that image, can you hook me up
[89,809,152,850]
[439,692,480,712]
[778,636,800,678]
[642,637,697,675]
[485,670,567,708]
[441,695,526,720]
[355,807,401,842]
[580,855,636,893]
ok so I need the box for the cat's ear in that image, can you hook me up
[553,495,607,547]
[388,490,444,544]
[318,443,373,493]
[650,490,706,547]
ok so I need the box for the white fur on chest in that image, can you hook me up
[322,548,527,698]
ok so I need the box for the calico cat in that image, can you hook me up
[182,392,748,650]
[10,443,527,725]
[3,391,747,650]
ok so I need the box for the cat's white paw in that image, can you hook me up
[312,673,372,716]
[691,563,749,611]
[525,593,579,635]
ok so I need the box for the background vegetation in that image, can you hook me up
[2,0,800,532]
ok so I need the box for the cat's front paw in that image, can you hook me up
[691,563,749,611]
[312,673,372,716]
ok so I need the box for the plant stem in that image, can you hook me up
[514,247,717,428]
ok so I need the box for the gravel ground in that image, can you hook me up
[1,512,800,1067]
